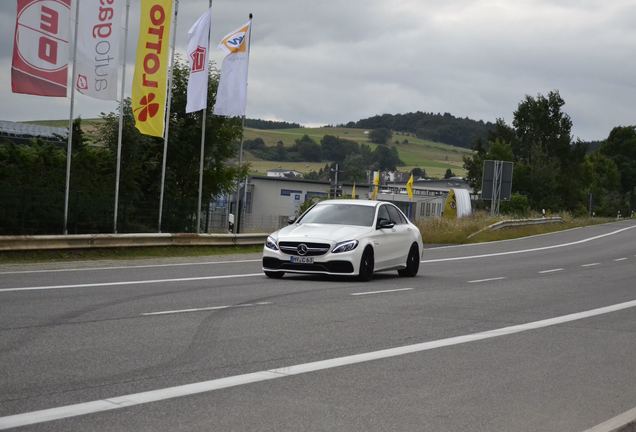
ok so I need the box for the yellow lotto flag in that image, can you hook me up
[371,171,380,200]
[351,182,356,199]
[406,174,414,200]
[131,0,173,137]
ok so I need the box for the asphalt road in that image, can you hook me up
[1,220,636,431]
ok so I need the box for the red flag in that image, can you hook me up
[12,0,71,97]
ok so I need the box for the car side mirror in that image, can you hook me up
[376,218,394,230]
[287,217,296,225]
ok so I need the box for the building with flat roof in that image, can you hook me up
[205,175,473,233]
[0,120,67,143]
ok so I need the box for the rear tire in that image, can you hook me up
[398,244,419,277]
[358,247,374,282]
[264,271,285,279]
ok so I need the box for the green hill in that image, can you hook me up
[347,111,495,150]
[22,119,471,178]
[243,126,471,178]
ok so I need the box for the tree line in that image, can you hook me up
[344,111,496,149]
[0,59,246,235]
[244,118,301,129]
[463,90,635,216]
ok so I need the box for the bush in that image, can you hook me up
[500,193,530,216]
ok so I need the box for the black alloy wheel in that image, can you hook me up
[358,247,374,282]
[398,244,420,277]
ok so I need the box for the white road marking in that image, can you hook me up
[0,259,261,275]
[581,263,601,267]
[614,258,628,262]
[0,273,264,293]
[581,405,636,432]
[3,298,636,430]
[141,302,272,316]
[421,225,636,263]
[539,268,564,274]
[467,277,506,284]
[350,288,413,296]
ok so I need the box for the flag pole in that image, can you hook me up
[158,0,179,233]
[113,0,130,233]
[233,13,253,234]
[63,0,80,235]
[196,0,213,234]
[233,117,245,234]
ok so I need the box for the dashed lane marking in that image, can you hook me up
[467,277,506,284]
[141,302,272,316]
[539,268,564,274]
[350,288,414,296]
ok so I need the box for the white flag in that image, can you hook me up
[213,20,251,117]
[186,8,212,113]
[74,0,123,100]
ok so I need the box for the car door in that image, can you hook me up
[371,204,401,270]
[386,204,414,266]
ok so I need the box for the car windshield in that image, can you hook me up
[297,204,375,226]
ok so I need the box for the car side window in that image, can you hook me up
[377,205,390,226]
[387,205,405,225]
[398,208,408,224]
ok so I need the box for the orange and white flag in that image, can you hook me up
[213,20,251,117]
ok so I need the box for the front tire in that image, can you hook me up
[398,244,419,277]
[358,247,374,282]
[265,271,285,279]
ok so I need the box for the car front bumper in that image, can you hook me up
[262,245,363,275]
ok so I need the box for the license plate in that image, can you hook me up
[290,256,314,264]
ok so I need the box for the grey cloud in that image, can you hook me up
[1,0,635,140]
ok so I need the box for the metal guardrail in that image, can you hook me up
[467,217,564,239]
[0,233,268,251]
[487,216,564,230]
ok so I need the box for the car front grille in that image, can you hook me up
[277,241,331,256]
[263,257,354,274]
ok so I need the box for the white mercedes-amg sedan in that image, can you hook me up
[262,199,423,281]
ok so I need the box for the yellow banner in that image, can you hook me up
[132,0,173,137]
[443,189,457,219]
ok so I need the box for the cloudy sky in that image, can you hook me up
[1,0,635,141]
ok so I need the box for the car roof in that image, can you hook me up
[316,199,380,207]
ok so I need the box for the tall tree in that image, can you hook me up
[369,128,392,145]
[600,126,636,209]
[584,152,623,216]
[373,145,402,171]
[295,135,321,161]
[97,58,246,232]
[465,91,590,212]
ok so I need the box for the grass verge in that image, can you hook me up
[417,213,613,245]
[0,245,263,264]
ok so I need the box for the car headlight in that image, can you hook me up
[265,236,279,251]
[331,240,358,253]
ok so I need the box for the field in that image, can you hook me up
[22,120,471,178]
[243,127,470,178]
